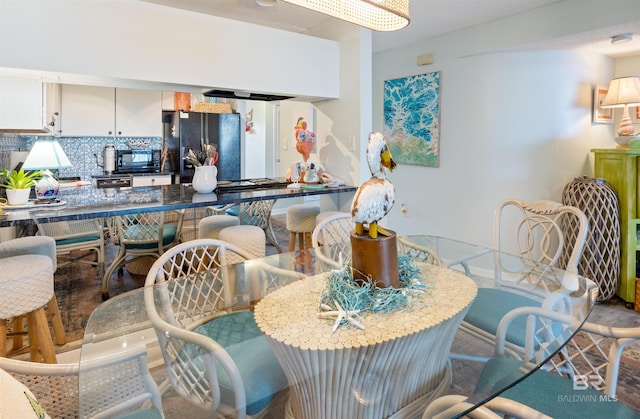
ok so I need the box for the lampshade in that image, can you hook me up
[280,0,410,32]
[22,140,72,170]
[22,139,72,200]
[600,76,640,137]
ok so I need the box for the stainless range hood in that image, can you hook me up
[203,89,293,102]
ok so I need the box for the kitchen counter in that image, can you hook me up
[0,182,357,227]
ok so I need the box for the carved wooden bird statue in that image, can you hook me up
[351,132,397,239]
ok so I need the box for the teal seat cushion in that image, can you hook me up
[123,224,178,249]
[55,233,102,246]
[463,288,541,347]
[225,205,240,217]
[115,407,163,419]
[477,358,640,418]
[192,311,287,415]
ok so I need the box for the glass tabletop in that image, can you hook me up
[79,235,597,418]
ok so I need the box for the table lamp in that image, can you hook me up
[22,139,72,200]
[600,76,640,146]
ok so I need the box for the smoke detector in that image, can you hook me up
[611,33,633,44]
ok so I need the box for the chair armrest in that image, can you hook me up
[207,204,236,216]
[494,307,583,358]
[143,285,247,416]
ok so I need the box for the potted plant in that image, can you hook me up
[0,169,41,205]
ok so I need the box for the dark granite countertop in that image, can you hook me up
[0,183,357,227]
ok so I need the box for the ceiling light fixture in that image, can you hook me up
[611,33,633,44]
[280,0,410,32]
[256,0,277,6]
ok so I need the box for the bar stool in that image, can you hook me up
[198,214,241,240]
[286,204,320,251]
[0,254,57,363]
[219,225,266,259]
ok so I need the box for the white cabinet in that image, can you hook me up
[60,85,114,136]
[115,88,163,137]
[131,174,171,187]
[0,74,60,133]
[60,85,162,137]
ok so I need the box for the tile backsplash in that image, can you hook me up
[0,135,161,179]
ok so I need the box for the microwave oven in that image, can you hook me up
[116,149,162,173]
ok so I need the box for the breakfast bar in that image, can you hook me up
[0,181,357,228]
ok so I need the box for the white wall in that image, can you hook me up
[373,1,639,247]
[0,0,339,100]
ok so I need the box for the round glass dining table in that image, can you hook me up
[79,235,598,418]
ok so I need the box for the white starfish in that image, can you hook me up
[318,301,364,332]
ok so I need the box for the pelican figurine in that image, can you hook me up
[351,132,397,239]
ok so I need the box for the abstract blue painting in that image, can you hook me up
[383,71,441,167]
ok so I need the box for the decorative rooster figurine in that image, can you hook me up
[294,117,315,162]
[351,132,397,239]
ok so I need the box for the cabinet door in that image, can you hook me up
[60,84,115,136]
[44,83,61,135]
[115,88,162,137]
[131,174,171,187]
[0,74,44,131]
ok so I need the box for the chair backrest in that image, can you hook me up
[238,200,275,230]
[397,236,443,266]
[0,346,162,419]
[36,218,103,244]
[311,212,353,247]
[143,239,253,413]
[311,212,353,268]
[114,210,184,252]
[80,347,163,419]
[493,199,588,275]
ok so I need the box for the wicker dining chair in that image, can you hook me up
[423,313,640,419]
[144,239,304,418]
[0,346,163,419]
[455,199,589,360]
[310,212,354,269]
[36,218,105,280]
[102,210,185,300]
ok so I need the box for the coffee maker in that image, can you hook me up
[102,145,116,175]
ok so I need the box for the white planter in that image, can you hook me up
[192,165,218,193]
[5,188,31,205]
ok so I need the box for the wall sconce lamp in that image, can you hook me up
[22,139,72,200]
[280,0,410,31]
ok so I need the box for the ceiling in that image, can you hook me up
[143,0,640,57]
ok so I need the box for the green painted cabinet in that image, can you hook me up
[591,147,639,304]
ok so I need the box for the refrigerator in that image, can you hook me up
[162,111,241,183]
